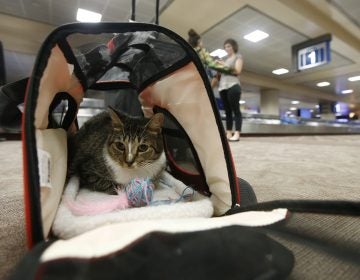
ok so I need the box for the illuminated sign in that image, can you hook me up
[292,34,331,71]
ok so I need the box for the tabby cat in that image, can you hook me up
[68,107,166,194]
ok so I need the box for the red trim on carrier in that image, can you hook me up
[21,78,34,249]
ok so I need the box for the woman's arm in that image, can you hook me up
[232,56,243,75]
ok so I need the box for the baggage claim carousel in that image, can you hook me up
[1,98,360,139]
[75,101,360,136]
[238,113,360,135]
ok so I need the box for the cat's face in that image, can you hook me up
[106,108,164,169]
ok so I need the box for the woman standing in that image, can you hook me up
[218,38,243,142]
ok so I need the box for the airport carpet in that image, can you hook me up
[1,135,359,279]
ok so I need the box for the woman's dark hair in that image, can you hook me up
[188,29,201,48]
[224,38,238,53]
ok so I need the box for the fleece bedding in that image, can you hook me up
[52,171,214,239]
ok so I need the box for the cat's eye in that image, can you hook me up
[138,144,149,152]
[115,142,125,151]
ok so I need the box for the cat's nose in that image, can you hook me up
[125,153,134,167]
[126,161,134,167]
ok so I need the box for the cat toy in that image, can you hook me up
[124,178,154,207]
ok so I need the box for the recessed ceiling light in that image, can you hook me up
[76,8,102,22]
[239,100,246,104]
[341,89,353,94]
[210,49,227,58]
[244,30,269,43]
[290,107,297,110]
[291,100,299,104]
[272,68,289,75]
[316,81,330,87]
[348,75,360,82]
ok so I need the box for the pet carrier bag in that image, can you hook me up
[7,20,360,280]
[7,21,295,279]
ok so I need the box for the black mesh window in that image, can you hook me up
[66,31,186,89]
[159,109,210,196]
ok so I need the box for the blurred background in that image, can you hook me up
[0,0,359,134]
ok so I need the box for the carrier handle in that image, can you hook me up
[155,0,160,25]
[131,0,136,21]
[131,0,160,25]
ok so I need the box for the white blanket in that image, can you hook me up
[52,171,214,239]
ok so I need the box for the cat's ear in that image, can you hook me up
[108,107,124,128]
[146,113,164,133]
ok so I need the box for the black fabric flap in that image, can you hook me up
[10,226,294,280]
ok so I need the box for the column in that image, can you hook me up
[260,89,280,116]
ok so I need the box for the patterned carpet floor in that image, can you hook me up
[1,135,359,278]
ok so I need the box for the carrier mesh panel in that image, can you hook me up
[77,88,142,124]
[66,31,187,89]
[162,116,200,175]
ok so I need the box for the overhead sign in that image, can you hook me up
[297,41,330,70]
[292,34,332,71]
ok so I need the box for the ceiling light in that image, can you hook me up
[243,30,269,43]
[348,75,360,82]
[210,49,227,58]
[291,100,299,104]
[272,68,289,75]
[341,89,353,94]
[239,100,246,104]
[76,8,102,22]
[290,107,297,110]
[316,81,330,87]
